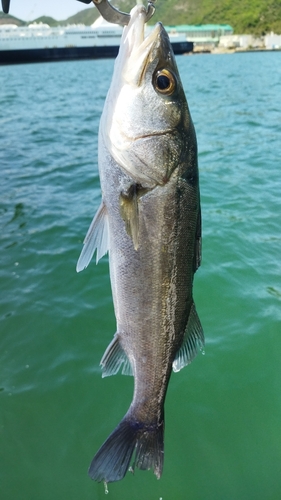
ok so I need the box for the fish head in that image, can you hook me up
[101,5,194,188]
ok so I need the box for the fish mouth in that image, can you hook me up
[121,5,167,87]
[122,5,160,56]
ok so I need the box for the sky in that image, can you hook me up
[6,0,91,21]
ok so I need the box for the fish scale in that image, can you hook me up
[77,3,204,483]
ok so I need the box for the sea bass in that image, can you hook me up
[77,4,204,483]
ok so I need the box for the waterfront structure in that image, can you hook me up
[165,24,233,48]
[0,17,193,64]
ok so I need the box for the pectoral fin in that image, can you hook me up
[172,302,204,373]
[120,187,139,251]
[76,201,109,272]
[100,334,133,377]
[119,183,149,251]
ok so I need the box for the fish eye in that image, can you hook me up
[154,69,176,96]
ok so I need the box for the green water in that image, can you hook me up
[1,51,281,499]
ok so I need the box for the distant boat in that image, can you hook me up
[0,17,193,65]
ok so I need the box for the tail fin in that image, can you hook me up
[88,415,164,483]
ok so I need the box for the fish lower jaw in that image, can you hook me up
[132,129,174,141]
[111,129,174,144]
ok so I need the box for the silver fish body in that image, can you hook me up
[77,4,204,483]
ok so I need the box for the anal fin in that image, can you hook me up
[173,302,204,373]
[100,334,133,378]
[76,201,109,272]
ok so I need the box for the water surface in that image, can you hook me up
[1,51,281,499]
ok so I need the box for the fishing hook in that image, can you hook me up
[2,0,156,26]
[1,0,156,25]
[77,0,156,26]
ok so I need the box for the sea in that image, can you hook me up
[1,49,280,500]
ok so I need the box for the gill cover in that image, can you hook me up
[100,6,189,189]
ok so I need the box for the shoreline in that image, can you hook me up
[186,46,281,55]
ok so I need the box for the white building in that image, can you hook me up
[264,33,281,49]
[219,34,264,50]
[165,24,233,48]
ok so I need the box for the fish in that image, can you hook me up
[76,3,204,484]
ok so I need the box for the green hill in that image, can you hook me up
[31,16,60,27]
[65,7,99,26]
[111,0,281,35]
[0,11,25,25]
[1,1,281,35]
